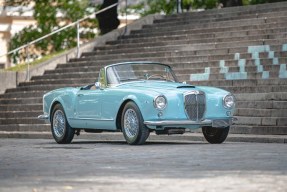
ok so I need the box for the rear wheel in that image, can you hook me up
[51,104,75,144]
[121,102,150,145]
[202,126,229,144]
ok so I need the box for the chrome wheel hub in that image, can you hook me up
[124,109,139,138]
[53,110,66,138]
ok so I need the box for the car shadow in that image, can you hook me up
[69,140,209,145]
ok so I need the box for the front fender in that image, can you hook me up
[44,88,78,124]
[121,94,156,120]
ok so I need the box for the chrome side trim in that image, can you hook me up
[69,118,114,121]
[144,119,212,126]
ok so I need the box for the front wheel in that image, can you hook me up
[51,104,75,144]
[202,126,229,144]
[121,102,150,145]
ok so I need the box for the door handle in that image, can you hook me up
[77,94,84,97]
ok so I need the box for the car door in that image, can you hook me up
[75,89,102,120]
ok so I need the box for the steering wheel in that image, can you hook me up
[147,74,166,80]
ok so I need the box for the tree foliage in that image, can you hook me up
[141,0,177,16]
[5,0,98,64]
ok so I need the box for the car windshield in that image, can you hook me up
[106,63,178,85]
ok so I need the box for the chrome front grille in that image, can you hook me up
[184,91,206,121]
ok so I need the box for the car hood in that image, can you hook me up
[115,81,229,95]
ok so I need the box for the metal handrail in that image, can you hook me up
[0,2,118,80]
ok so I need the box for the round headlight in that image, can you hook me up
[223,94,235,108]
[154,95,167,110]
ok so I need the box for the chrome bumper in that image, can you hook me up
[38,114,49,120]
[144,118,235,128]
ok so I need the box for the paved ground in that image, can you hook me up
[0,138,286,192]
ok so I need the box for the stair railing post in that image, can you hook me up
[25,45,30,81]
[76,22,80,58]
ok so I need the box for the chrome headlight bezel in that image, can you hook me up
[223,94,235,109]
[153,95,167,110]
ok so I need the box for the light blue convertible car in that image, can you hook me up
[39,61,236,145]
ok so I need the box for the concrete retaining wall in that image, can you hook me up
[0,14,163,94]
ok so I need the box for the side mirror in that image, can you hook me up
[95,82,101,89]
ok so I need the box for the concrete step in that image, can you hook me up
[72,52,287,68]
[235,92,287,101]
[124,27,287,44]
[235,116,287,126]
[189,79,287,87]
[84,44,287,61]
[221,85,287,94]
[88,45,231,57]
[19,78,95,87]
[180,71,281,82]
[54,60,232,73]
[91,40,285,57]
[128,21,287,39]
[0,111,42,118]
[97,34,287,51]
[0,124,50,132]
[173,1,287,15]
[31,72,98,81]
[157,9,287,24]
[220,85,285,94]
[236,101,287,109]
[21,66,283,87]
[0,91,46,99]
[235,108,287,117]
[184,64,282,74]
[230,125,287,135]
[0,118,44,124]
[141,16,287,33]
[165,2,287,20]
[0,104,42,112]
[113,29,287,46]
[4,84,80,93]
[149,11,287,29]
[0,131,52,139]
[0,97,42,105]
[45,65,102,74]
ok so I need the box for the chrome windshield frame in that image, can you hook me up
[102,62,179,86]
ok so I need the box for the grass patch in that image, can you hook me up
[4,50,67,72]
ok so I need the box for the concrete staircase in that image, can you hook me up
[1,1,287,138]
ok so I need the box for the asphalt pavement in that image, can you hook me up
[0,138,286,192]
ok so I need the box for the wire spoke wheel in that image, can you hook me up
[121,102,150,145]
[53,110,66,138]
[124,108,139,138]
[51,104,75,144]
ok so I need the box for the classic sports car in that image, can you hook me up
[38,61,236,145]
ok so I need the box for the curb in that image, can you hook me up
[0,131,286,144]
